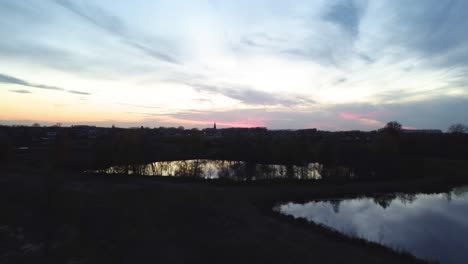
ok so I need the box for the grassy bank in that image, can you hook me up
[1,172,466,264]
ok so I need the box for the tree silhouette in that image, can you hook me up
[383,121,402,132]
[448,123,467,134]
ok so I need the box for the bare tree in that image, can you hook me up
[384,121,402,131]
[448,123,467,134]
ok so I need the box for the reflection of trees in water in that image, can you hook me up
[174,160,189,177]
[452,186,468,197]
[216,160,235,180]
[257,164,276,179]
[373,194,397,209]
[287,163,322,180]
[306,163,322,179]
[105,160,331,181]
[159,161,173,176]
[216,160,248,180]
[321,166,352,180]
[372,193,419,209]
[161,160,208,178]
[191,159,202,178]
[245,162,256,181]
[215,162,323,180]
[330,199,341,213]
[398,193,416,205]
[444,192,452,202]
[142,160,199,178]
[363,189,467,210]
[286,165,295,179]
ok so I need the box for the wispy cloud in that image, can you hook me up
[67,90,91,95]
[2,0,468,130]
[190,83,315,107]
[361,1,468,69]
[54,0,179,64]
[9,89,31,94]
[329,95,468,130]
[0,73,90,96]
[0,73,63,91]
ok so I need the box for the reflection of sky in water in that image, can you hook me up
[105,160,323,180]
[278,186,468,264]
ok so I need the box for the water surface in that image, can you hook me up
[102,159,325,180]
[277,186,468,264]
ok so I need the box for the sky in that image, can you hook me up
[1,0,468,130]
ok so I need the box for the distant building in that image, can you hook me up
[203,122,222,138]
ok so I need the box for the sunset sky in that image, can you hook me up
[1,0,468,130]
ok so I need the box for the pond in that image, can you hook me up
[99,159,332,180]
[276,186,468,264]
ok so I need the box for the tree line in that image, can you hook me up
[1,122,467,181]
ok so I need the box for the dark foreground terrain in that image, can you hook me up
[2,172,466,264]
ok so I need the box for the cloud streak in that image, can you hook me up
[190,83,315,107]
[9,89,31,94]
[0,73,63,91]
[54,0,179,64]
[0,73,90,96]
[67,90,91,95]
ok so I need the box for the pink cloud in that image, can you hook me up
[338,112,384,128]
[217,116,267,128]
[339,111,380,120]
[339,112,362,120]
[359,118,383,127]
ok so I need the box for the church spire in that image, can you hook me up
[214,122,217,130]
